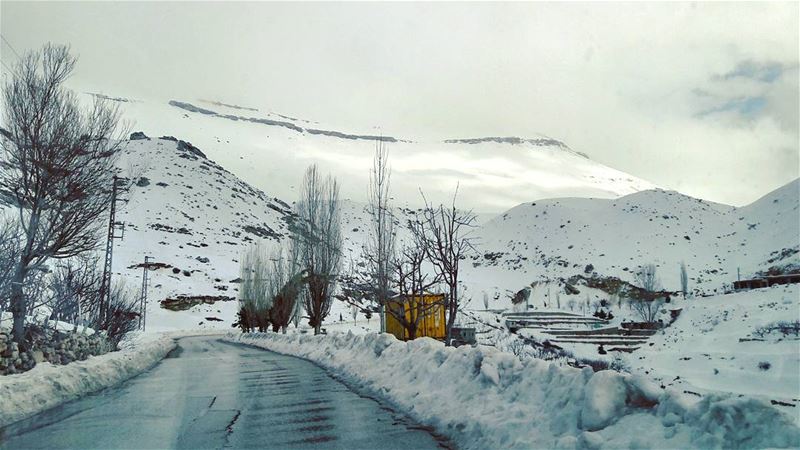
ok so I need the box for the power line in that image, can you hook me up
[0,59,12,74]
[0,34,21,59]
[0,34,18,77]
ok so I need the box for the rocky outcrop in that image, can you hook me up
[129,131,150,140]
[160,295,235,311]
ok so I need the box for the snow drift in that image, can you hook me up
[226,332,800,449]
[0,333,176,427]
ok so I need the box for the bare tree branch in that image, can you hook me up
[1,44,125,343]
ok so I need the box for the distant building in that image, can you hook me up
[733,273,800,291]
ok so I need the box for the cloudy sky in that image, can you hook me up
[1,2,797,206]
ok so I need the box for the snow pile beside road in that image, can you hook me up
[227,332,800,449]
[0,333,176,427]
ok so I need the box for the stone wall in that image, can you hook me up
[0,328,112,375]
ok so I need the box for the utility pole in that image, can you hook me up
[140,256,151,331]
[99,176,127,326]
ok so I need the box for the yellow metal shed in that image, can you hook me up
[384,293,446,341]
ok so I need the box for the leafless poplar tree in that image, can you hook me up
[417,187,477,345]
[365,139,395,332]
[267,241,305,333]
[238,243,270,332]
[680,261,689,298]
[0,44,125,344]
[295,164,342,335]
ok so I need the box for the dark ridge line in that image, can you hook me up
[443,136,571,149]
[306,128,396,142]
[199,99,259,112]
[86,92,137,103]
[168,100,398,142]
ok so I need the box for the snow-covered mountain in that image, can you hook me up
[8,93,793,332]
[93,95,657,212]
[462,179,800,306]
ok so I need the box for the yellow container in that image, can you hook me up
[385,293,447,341]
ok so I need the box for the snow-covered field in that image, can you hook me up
[0,332,177,427]
[628,284,800,403]
[459,285,800,409]
[226,331,800,449]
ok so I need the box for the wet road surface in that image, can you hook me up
[0,336,449,449]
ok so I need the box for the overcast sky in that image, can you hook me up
[1,1,797,206]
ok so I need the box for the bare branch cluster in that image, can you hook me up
[415,187,478,344]
[630,263,664,323]
[1,44,125,343]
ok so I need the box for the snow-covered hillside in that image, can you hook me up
[111,135,292,331]
[462,179,800,305]
[89,95,656,212]
[103,128,799,333]
[629,284,800,403]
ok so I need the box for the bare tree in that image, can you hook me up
[631,264,664,323]
[635,263,662,292]
[417,187,477,345]
[0,44,125,343]
[101,283,141,349]
[46,254,102,327]
[238,243,270,332]
[267,241,305,333]
[387,222,442,340]
[295,165,342,335]
[364,139,395,333]
[680,261,689,298]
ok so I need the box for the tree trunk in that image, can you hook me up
[445,288,457,346]
[10,264,27,344]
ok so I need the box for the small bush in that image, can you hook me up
[753,320,800,339]
[758,361,771,371]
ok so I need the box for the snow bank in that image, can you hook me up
[0,333,176,427]
[226,332,800,450]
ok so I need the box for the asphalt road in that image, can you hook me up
[0,336,449,449]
